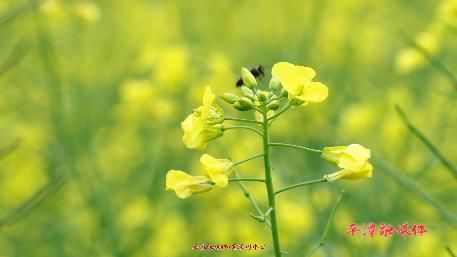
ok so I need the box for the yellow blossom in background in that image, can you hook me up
[395,32,439,74]
[40,0,64,17]
[440,0,457,26]
[118,196,152,230]
[73,1,101,23]
[415,32,440,53]
[200,154,233,187]
[277,199,314,247]
[120,79,155,106]
[339,103,377,137]
[150,213,189,256]
[154,46,190,88]
[181,86,224,150]
[0,158,47,206]
[322,144,373,181]
[272,61,328,103]
[165,170,213,199]
[395,48,425,74]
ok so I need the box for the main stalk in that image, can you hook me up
[262,106,282,257]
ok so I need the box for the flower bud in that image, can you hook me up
[280,88,288,98]
[249,213,266,222]
[239,97,254,108]
[240,86,256,100]
[257,91,269,102]
[269,94,278,101]
[269,77,282,93]
[267,100,279,110]
[233,101,253,111]
[219,93,239,104]
[241,67,257,89]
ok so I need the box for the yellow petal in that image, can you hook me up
[174,188,193,199]
[165,170,192,190]
[165,170,213,199]
[200,154,233,187]
[181,115,207,150]
[321,146,346,163]
[295,65,316,80]
[200,154,214,165]
[343,163,373,180]
[211,173,228,187]
[295,82,328,103]
[181,114,194,132]
[346,144,371,159]
[338,144,371,170]
[202,86,215,106]
[272,62,316,96]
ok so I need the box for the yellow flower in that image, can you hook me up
[321,144,373,182]
[182,86,224,150]
[200,154,233,187]
[440,0,457,26]
[271,62,328,103]
[395,32,439,74]
[73,1,101,23]
[165,170,213,199]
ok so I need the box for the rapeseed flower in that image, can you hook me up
[182,86,224,150]
[165,170,213,199]
[272,62,328,104]
[321,144,373,182]
[200,154,234,187]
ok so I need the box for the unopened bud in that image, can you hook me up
[219,93,239,104]
[258,91,269,102]
[269,94,278,101]
[280,88,288,98]
[267,100,279,110]
[239,97,254,108]
[241,67,257,89]
[240,86,256,100]
[269,77,282,93]
[233,100,253,111]
[249,213,265,222]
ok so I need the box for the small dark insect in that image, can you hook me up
[236,65,265,87]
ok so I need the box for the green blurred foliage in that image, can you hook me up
[0,0,456,256]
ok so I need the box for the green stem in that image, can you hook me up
[275,178,327,195]
[229,178,265,183]
[268,102,291,123]
[223,126,263,137]
[269,142,322,153]
[401,30,457,92]
[224,117,262,124]
[0,174,66,228]
[254,106,263,113]
[396,105,457,180]
[446,246,457,257]
[374,157,457,224]
[233,153,265,166]
[234,171,271,228]
[0,40,26,78]
[0,139,20,160]
[307,190,345,257]
[262,105,282,257]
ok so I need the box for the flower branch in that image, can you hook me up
[269,142,322,153]
[275,178,327,195]
[223,125,263,137]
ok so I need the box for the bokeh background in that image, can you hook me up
[0,0,456,256]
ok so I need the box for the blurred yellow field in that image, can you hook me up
[0,1,456,257]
